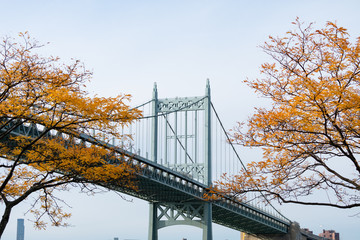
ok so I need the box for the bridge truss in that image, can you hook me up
[1,81,291,240]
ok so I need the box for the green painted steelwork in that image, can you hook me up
[0,83,291,238]
[148,81,214,240]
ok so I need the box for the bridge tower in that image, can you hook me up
[148,80,213,240]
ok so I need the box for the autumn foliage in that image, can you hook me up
[0,33,141,235]
[216,19,360,209]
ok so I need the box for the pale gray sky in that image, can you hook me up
[1,1,360,240]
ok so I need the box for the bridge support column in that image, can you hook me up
[148,203,159,240]
[147,202,213,240]
[202,202,213,240]
[147,81,214,240]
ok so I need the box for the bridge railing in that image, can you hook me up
[0,112,291,229]
[0,88,291,227]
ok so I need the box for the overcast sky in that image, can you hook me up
[1,1,360,240]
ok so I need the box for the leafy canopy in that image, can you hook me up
[216,19,360,209]
[0,32,141,234]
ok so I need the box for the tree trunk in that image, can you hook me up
[0,203,13,238]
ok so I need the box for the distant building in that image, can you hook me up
[319,229,340,240]
[114,238,119,240]
[302,228,313,234]
[16,219,25,240]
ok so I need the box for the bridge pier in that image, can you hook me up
[242,222,302,240]
[147,202,213,240]
[202,202,213,240]
[148,81,214,240]
[148,203,159,240]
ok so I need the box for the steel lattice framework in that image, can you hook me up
[0,81,291,240]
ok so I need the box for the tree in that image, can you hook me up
[0,33,142,236]
[216,19,360,209]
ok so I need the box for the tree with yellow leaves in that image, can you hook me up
[217,19,360,209]
[0,33,141,236]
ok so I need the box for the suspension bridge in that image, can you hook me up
[2,81,325,240]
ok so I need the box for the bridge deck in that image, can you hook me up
[3,121,290,235]
[110,153,289,234]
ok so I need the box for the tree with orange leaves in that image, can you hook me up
[0,33,141,236]
[217,19,360,209]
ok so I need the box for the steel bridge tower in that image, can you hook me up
[148,80,213,240]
